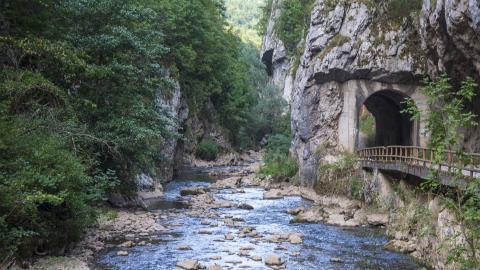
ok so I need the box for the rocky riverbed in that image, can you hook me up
[88,167,421,270]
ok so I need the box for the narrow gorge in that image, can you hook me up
[0,0,479,270]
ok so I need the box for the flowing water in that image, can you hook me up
[94,167,421,270]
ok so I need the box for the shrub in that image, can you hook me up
[259,156,298,178]
[195,140,219,161]
[0,124,103,262]
[259,133,298,179]
[314,152,363,199]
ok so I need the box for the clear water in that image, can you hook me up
[94,168,421,270]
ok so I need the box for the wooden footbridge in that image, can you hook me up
[357,146,480,186]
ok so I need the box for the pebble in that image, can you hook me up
[116,250,128,256]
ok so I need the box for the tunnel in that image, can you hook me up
[261,49,274,76]
[359,90,416,147]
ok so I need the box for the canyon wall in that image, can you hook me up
[261,0,480,185]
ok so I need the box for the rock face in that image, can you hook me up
[261,0,480,184]
[261,0,294,102]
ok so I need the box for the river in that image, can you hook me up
[94,167,421,270]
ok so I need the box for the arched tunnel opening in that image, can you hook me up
[358,90,417,148]
[261,49,274,76]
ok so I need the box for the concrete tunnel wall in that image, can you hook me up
[338,80,429,152]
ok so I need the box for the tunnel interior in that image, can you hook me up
[261,49,274,76]
[359,90,416,148]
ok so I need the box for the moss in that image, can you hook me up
[318,34,351,60]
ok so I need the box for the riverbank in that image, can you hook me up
[15,155,420,270]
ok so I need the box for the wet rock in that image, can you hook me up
[238,203,254,210]
[176,259,201,270]
[201,220,211,225]
[177,245,192,250]
[263,190,283,199]
[119,241,134,248]
[116,250,128,256]
[288,233,303,244]
[207,264,221,270]
[290,207,324,223]
[124,234,135,241]
[180,186,208,196]
[251,255,262,261]
[366,214,388,226]
[330,257,343,263]
[210,255,222,260]
[238,250,250,257]
[265,254,284,266]
[224,233,234,240]
[287,207,305,215]
[291,252,300,257]
[198,229,213,235]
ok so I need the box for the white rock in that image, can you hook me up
[265,254,284,266]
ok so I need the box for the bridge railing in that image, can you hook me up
[357,146,480,178]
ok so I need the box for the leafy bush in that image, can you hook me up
[259,131,298,179]
[0,123,103,261]
[195,140,219,161]
[403,75,479,268]
[315,152,362,199]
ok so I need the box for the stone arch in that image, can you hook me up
[360,90,415,147]
[338,80,428,152]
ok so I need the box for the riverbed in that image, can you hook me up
[94,167,421,269]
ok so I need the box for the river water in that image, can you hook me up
[94,167,421,270]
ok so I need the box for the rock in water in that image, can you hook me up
[207,264,221,270]
[237,203,254,210]
[265,254,283,266]
[288,233,303,244]
[177,245,192,250]
[251,255,262,261]
[176,259,201,270]
[330,257,343,263]
[116,250,128,256]
[180,187,208,196]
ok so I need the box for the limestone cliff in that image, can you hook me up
[261,0,480,184]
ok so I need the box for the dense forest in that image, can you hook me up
[0,0,291,263]
[224,0,264,47]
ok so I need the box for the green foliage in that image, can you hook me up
[0,0,270,262]
[315,152,362,199]
[256,0,274,37]
[276,0,315,53]
[360,109,375,136]
[0,122,99,261]
[224,0,263,47]
[236,44,288,149]
[195,140,220,161]
[259,119,298,179]
[403,75,479,268]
